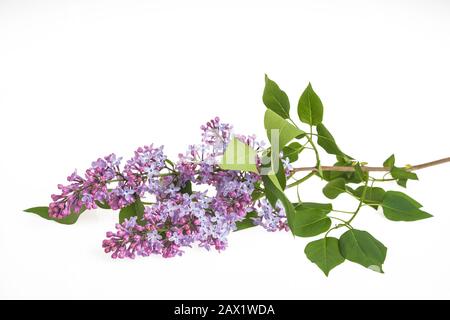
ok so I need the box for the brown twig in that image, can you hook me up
[292,157,450,173]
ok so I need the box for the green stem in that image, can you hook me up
[346,179,369,225]
[108,171,176,184]
[288,118,320,169]
[307,125,321,169]
[332,209,355,214]
[296,183,302,203]
[286,171,315,188]
[325,223,352,237]
[158,172,176,177]
[370,177,396,182]
[329,216,353,226]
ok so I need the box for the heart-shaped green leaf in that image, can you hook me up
[264,109,305,150]
[381,191,432,221]
[263,74,290,119]
[316,123,351,159]
[339,229,387,273]
[297,83,323,125]
[305,237,345,276]
[351,186,385,210]
[322,178,347,199]
[293,207,331,237]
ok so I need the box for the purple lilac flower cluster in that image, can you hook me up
[50,117,288,259]
[252,199,289,232]
[103,193,210,258]
[49,146,166,218]
[49,154,121,218]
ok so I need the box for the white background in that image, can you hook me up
[1,0,450,299]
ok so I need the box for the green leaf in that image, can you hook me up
[24,206,86,225]
[282,142,303,163]
[251,190,265,201]
[316,160,324,179]
[262,74,290,119]
[391,167,418,187]
[353,163,368,182]
[220,137,258,173]
[276,159,287,190]
[321,160,349,181]
[297,83,323,125]
[261,155,286,190]
[325,164,367,184]
[95,200,111,210]
[261,173,282,208]
[268,173,283,191]
[296,202,332,212]
[351,186,385,210]
[381,191,432,221]
[180,181,193,195]
[264,188,278,208]
[316,123,351,159]
[293,207,332,237]
[322,178,347,199]
[235,211,258,231]
[264,109,305,150]
[260,156,284,191]
[383,154,395,168]
[261,175,296,232]
[165,159,175,168]
[305,237,345,276]
[339,229,387,273]
[321,158,368,184]
[383,154,418,187]
[119,197,145,224]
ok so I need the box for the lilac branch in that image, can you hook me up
[292,157,450,173]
